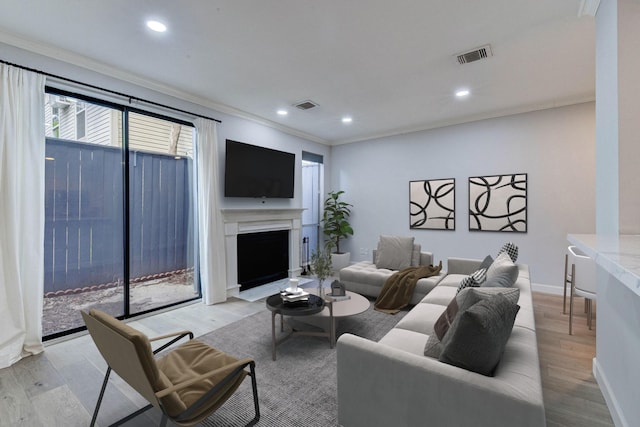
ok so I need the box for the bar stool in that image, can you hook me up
[562,246,579,314]
[568,249,597,335]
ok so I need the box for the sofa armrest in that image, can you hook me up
[337,334,545,427]
[446,257,482,275]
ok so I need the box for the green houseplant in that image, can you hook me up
[322,190,354,272]
[310,249,332,295]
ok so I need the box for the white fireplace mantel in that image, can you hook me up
[221,209,304,297]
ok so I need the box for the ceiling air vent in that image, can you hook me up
[456,45,493,65]
[293,100,319,110]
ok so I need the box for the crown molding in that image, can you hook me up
[0,30,329,145]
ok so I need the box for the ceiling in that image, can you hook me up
[0,1,596,145]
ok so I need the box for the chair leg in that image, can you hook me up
[588,299,594,330]
[569,264,575,335]
[563,254,569,314]
[90,367,112,427]
[248,362,260,427]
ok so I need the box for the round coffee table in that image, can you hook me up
[266,293,330,361]
[305,289,370,346]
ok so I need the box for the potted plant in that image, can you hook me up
[322,190,354,272]
[310,249,333,295]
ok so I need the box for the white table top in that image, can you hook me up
[567,234,640,296]
[307,289,371,318]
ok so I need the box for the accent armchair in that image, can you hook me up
[81,309,259,427]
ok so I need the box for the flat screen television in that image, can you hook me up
[224,139,295,198]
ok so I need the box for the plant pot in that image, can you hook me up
[331,252,351,274]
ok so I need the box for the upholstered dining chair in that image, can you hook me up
[568,249,597,335]
[81,309,260,427]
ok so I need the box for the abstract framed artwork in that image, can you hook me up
[468,173,527,232]
[410,178,455,230]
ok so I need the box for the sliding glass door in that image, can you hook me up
[42,91,199,338]
[127,112,198,315]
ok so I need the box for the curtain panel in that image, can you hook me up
[0,64,46,368]
[195,118,227,304]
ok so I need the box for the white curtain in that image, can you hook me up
[0,64,46,368]
[194,118,227,304]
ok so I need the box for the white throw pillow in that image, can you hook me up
[486,251,517,281]
[375,235,415,270]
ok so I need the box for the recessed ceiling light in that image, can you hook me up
[277,110,288,116]
[456,89,470,97]
[342,117,353,124]
[146,20,167,33]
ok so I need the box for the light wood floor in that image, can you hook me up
[0,293,614,426]
[533,293,614,427]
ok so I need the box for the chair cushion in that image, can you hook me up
[157,339,247,419]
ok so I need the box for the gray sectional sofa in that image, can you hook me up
[336,256,546,427]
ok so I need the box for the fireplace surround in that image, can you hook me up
[222,209,303,298]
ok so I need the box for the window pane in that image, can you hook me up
[43,94,124,337]
[128,112,198,314]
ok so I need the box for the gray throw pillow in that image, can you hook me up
[481,269,518,288]
[375,235,415,270]
[456,286,520,311]
[479,255,494,270]
[486,252,517,281]
[439,293,520,376]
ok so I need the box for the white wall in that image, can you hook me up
[330,102,596,289]
[0,42,331,212]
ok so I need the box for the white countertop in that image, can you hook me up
[567,234,640,296]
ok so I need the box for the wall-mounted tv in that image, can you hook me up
[224,139,295,198]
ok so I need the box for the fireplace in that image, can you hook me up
[237,230,289,291]
[222,209,304,298]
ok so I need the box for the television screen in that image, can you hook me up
[224,139,295,198]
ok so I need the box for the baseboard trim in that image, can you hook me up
[593,357,627,427]
[531,282,564,295]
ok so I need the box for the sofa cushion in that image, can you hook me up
[379,328,429,356]
[439,293,520,376]
[375,235,415,270]
[498,242,519,262]
[486,252,518,281]
[394,303,448,335]
[420,285,457,306]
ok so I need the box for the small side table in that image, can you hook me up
[265,293,333,361]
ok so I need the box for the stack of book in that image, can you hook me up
[280,289,309,304]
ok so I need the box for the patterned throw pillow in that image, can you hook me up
[456,268,487,293]
[498,242,518,263]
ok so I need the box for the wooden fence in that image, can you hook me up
[44,138,193,294]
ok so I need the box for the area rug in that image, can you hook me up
[198,302,407,426]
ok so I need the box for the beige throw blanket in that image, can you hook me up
[374,262,442,314]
